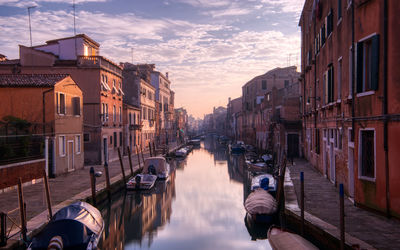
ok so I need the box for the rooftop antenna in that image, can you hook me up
[73,0,76,35]
[131,48,133,64]
[27,6,36,47]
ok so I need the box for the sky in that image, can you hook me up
[0,0,304,119]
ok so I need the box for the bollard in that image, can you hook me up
[43,170,53,219]
[90,167,96,206]
[300,171,304,236]
[117,148,126,184]
[127,146,134,176]
[340,183,345,250]
[0,212,6,247]
[136,146,142,169]
[104,162,111,195]
[149,142,153,157]
[17,178,27,242]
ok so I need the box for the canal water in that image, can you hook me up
[98,136,273,250]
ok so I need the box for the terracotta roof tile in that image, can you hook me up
[0,74,69,87]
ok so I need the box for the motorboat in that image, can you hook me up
[28,201,104,250]
[244,188,278,223]
[143,156,170,179]
[126,174,157,190]
[246,160,272,172]
[188,139,201,146]
[175,148,187,157]
[268,226,319,250]
[229,141,245,153]
[251,173,277,197]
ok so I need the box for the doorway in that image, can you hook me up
[287,134,299,158]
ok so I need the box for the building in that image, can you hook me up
[299,0,400,217]
[123,103,141,154]
[174,108,188,143]
[0,34,124,165]
[0,74,83,176]
[227,97,242,140]
[241,66,300,145]
[121,63,156,149]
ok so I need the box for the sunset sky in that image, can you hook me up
[0,0,304,118]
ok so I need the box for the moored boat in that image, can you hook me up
[267,225,319,250]
[175,148,187,157]
[244,188,278,223]
[251,173,277,197]
[143,156,170,179]
[28,201,104,250]
[229,141,245,153]
[126,174,157,190]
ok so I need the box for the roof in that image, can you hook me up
[0,74,70,87]
[44,34,100,47]
[0,59,20,65]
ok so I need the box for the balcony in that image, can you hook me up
[77,56,122,76]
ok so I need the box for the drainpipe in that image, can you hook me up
[313,10,317,156]
[383,0,390,217]
[351,0,355,143]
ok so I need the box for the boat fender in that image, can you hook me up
[47,235,63,250]
[260,177,270,191]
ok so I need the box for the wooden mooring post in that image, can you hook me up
[104,162,111,196]
[140,144,145,164]
[127,146,134,176]
[0,212,6,247]
[89,167,96,206]
[300,171,304,236]
[43,170,53,219]
[117,147,126,184]
[149,142,153,157]
[340,183,345,250]
[136,145,142,169]
[152,142,156,156]
[17,178,27,242]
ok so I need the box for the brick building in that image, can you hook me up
[300,0,400,217]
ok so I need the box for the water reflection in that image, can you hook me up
[99,136,271,250]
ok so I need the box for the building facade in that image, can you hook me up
[300,0,400,217]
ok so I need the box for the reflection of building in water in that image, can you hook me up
[227,154,245,183]
[203,136,228,164]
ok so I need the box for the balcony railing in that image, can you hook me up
[77,56,122,76]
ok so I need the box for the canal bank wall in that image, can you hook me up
[1,143,183,250]
[283,167,375,249]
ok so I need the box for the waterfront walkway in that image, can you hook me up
[288,158,400,250]
[0,142,180,248]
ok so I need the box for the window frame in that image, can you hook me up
[358,128,376,182]
[75,135,81,154]
[356,33,379,95]
[59,135,66,157]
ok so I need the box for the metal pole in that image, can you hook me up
[90,167,96,206]
[300,171,304,236]
[43,169,53,219]
[340,183,345,250]
[118,147,126,184]
[104,162,111,195]
[17,178,27,242]
[127,146,134,176]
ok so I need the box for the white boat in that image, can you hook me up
[268,226,319,250]
[244,188,278,223]
[251,173,277,196]
[175,148,187,157]
[143,156,170,179]
[126,174,157,190]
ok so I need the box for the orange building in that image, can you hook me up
[300,0,400,217]
[0,74,83,176]
[0,34,123,165]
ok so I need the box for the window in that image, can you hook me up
[357,35,379,93]
[58,93,66,115]
[110,135,112,145]
[338,129,343,149]
[284,80,289,88]
[75,135,81,154]
[84,133,90,142]
[119,132,122,147]
[323,65,335,104]
[262,80,267,90]
[59,136,66,156]
[129,113,132,125]
[349,46,353,98]
[337,58,342,100]
[133,113,136,124]
[84,45,89,56]
[72,97,80,116]
[119,106,122,122]
[114,132,117,147]
[105,104,109,121]
[338,0,342,20]
[359,130,375,180]
[113,105,116,122]
[315,129,320,154]
[326,9,333,36]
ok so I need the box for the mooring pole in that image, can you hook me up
[149,142,153,157]
[136,145,142,169]
[90,167,96,206]
[127,146,134,176]
[0,212,6,247]
[104,162,111,196]
[43,169,53,219]
[17,178,27,242]
[152,142,156,156]
[340,183,345,250]
[140,144,145,164]
[118,147,126,184]
[300,171,304,236]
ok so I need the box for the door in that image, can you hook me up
[329,142,335,183]
[287,134,299,158]
[103,137,108,164]
[348,147,355,197]
[68,141,74,171]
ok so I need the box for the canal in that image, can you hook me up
[98,136,272,250]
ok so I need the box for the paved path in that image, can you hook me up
[0,141,180,237]
[288,158,400,250]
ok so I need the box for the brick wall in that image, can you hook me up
[0,159,45,189]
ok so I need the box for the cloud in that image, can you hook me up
[0,0,107,8]
[261,0,304,15]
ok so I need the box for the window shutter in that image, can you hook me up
[371,34,380,91]
[356,42,364,93]
[56,93,59,114]
[72,97,80,115]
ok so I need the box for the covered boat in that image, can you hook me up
[251,173,277,197]
[126,174,157,190]
[244,188,278,223]
[175,148,187,157]
[28,201,104,250]
[268,226,319,250]
[143,156,170,179]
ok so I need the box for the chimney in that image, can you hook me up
[165,72,169,79]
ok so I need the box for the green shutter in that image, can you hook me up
[371,34,380,91]
[356,42,364,93]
